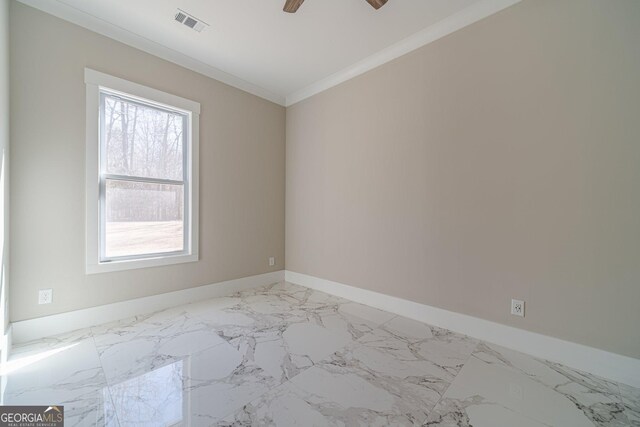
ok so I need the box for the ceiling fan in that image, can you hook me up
[283,0,388,13]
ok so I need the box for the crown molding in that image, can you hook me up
[16,0,522,108]
[285,0,522,106]
[15,0,286,106]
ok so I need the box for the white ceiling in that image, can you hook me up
[19,0,521,105]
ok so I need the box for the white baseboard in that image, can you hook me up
[285,270,640,389]
[11,270,284,344]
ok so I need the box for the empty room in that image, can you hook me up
[0,0,639,425]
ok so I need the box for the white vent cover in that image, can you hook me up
[174,9,208,32]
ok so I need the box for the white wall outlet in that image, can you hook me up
[268,257,275,267]
[511,299,525,317]
[38,289,53,305]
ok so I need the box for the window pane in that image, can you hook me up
[105,180,184,258]
[103,93,184,181]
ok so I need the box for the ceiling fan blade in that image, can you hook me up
[283,0,305,13]
[365,0,388,9]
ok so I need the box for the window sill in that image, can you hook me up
[86,253,198,274]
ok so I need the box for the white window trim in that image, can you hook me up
[85,68,200,274]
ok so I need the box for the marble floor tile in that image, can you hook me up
[10,327,94,358]
[89,299,229,347]
[619,383,640,426]
[108,341,280,425]
[236,282,326,317]
[194,296,288,343]
[358,315,479,381]
[424,396,551,427]
[223,294,396,383]
[223,325,469,426]
[315,301,397,341]
[2,282,637,427]
[424,345,629,427]
[307,342,446,419]
[1,337,117,426]
[473,342,628,426]
[236,282,392,328]
[203,283,394,383]
[92,307,229,386]
[223,365,426,426]
[227,319,354,383]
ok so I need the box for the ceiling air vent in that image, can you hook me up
[174,11,187,23]
[174,9,208,33]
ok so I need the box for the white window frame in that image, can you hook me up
[85,69,200,274]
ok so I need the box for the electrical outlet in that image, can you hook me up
[39,289,53,305]
[268,257,275,267]
[511,299,524,317]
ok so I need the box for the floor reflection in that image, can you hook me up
[109,360,185,426]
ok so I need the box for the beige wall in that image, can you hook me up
[10,2,285,322]
[286,0,640,358]
[1,0,10,345]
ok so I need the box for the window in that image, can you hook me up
[85,69,199,273]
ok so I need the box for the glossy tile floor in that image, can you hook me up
[1,282,638,426]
